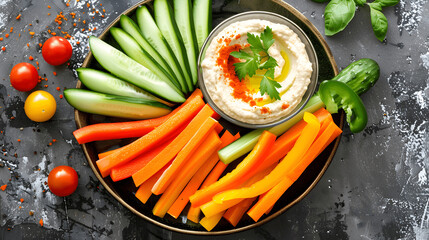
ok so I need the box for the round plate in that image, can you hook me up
[75,0,343,235]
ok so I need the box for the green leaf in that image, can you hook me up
[354,0,366,6]
[374,0,400,7]
[324,0,356,36]
[369,6,388,42]
[260,26,275,50]
[260,68,281,100]
[259,57,278,70]
[246,32,264,54]
[369,2,382,11]
[230,50,253,60]
[232,59,259,80]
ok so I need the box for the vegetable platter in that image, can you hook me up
[74,0,344,235]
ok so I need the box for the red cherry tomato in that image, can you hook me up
[48,166,78,197]
[10,62,38,92]
[42,36,72,65]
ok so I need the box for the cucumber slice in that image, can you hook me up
[136,5,189,93]
[89,36,185,103]
[77,68,173,107]
[154,0,194,91]
[173,0,199,85]
[193,0,212,50]
[110,27,181,91]
[64,89,171,119]
[119,15,180,89]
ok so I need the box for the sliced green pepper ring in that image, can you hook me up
[319,80,368,133]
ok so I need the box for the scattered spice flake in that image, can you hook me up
[10,27,13,33]
[16,14,21,20]
[0,37,3,41]
[56,87,60,91]
[17,139,21,142]
[44,85,48,88]
[1,47,5,51]
[59,94,63,99]
[29,56,34,61]
[29,32,35,36]
[53,71,57,76]
[39,219,43,227]
[47,5,51,9]
[282,103,290,110]
[26,43,30,47]
[1,184,6,191]
[29,211,34,216]
[52,139,57,142]
[38,43,42,48]
[260,107,271,114]
[66,3,70,7]
[20,198,24,203]
[76,41,80,45]
[51,32,57,36]
[10,116,15,120]
[5,34,9,38]
[49,142,52,146]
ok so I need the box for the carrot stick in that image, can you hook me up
[189,131,276,207]
[132,104,217,187]
[247,120,342,222]
[223,197,257,227]
[200,212,224,231]
[135,163,170,204]
[110,137,174,182]
[167,130,236,219]
[185,133,240,223]
[152,131,221,218]
[96,96,205,177]
[152,117,219,195]
[74,89,203,144]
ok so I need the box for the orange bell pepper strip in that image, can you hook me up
[167,130,237,219]
[212,112,320,204]
[189,131,276,207]
[96,96,205,177]
[151,117,219,195]
[152,131,221,218]
[74,89,202,144]
[247,120,342,221]
[132,104,218,187]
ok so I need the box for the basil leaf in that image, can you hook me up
[324,0,356,36]
[369,2,382,11]
[354,0,366,6]
[370,6,388,42]
[374,0,400,7]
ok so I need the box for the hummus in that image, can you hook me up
[201,19,313,124]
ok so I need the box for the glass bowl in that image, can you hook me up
[198,11,319,129]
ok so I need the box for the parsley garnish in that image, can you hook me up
[230,26,281,100]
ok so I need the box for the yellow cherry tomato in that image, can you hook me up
[24,90,57,122]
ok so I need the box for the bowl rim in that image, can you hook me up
[197,10,319,129]
[75,0,342,235]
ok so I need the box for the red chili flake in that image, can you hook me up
[103,9,106,13]
[73,23,76,27]
[260,107,271,114]
[1,47,5,51]
[48,142,52,146]
[86,3,90,7]
[76,41,80,45]
[17,139,21,142]
[5,34,9,38]
[38,43,42,48]
[10,116,15,120]
[1,184,6,191]
[47,5,51,9]
[59,94,63,99]
[93,27,96,31]
[26,43,30,47]
[39,219,43,227]
[66,3,70,7]
[101,15,105,18]
[16,14,21,20]
[281,103,290,110]
[0,37,3,41]
[47,13,51,16]
[44,85,48,88]
[19,206,22,209]
[29,32,35,36]
[56,87,60,91]
[20,198,24,203]
[29,56,34,61]
[52,139,57,142]
[29,211,34,216]
[53,71,57,76]
[51,32,57,36]
[10,27,13,33]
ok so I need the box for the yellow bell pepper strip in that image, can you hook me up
[200,164,276,218]
[189,131,276,207]
[199,212,224,231]
[247,120,342,221]
[212,112,320,204]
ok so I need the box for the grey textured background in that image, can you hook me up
[0,0,428,239]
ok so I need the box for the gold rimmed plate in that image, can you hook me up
[75,0,343,235]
